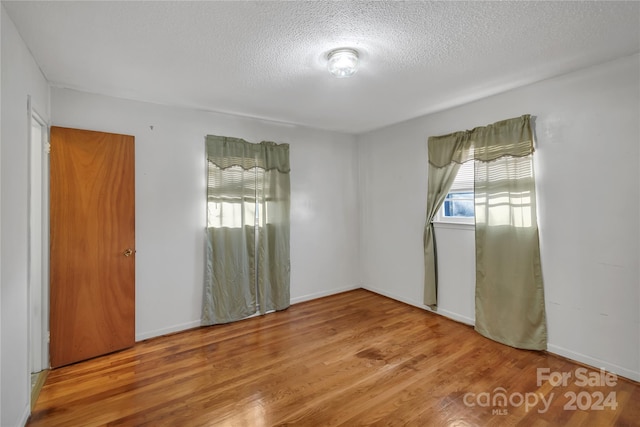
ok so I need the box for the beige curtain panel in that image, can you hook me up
[423,133,467,307]
[424,115,547,350]
[203,135,291,325]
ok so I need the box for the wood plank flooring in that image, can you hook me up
[28,289,639,426]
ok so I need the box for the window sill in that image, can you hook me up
[432,220,475,231]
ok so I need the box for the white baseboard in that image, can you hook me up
[290,284,360,305]
[136,319,202,342]
[19,403,30,427]
[362,285,475,326]
[434,307,475,326]
[134,286,360,342]
[362,286,427,311]
[547,344,640,383]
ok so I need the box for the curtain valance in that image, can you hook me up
[427,115,533,167]
[206,135,290,173]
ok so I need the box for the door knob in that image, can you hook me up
[123,248,133,257]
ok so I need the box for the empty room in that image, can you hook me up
[1,1,639,426]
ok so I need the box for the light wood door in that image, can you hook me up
[50,126,135,368]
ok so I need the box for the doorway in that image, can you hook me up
[27,97,49,406]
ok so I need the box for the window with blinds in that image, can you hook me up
[207,163,262,228]
[436,160,475,223]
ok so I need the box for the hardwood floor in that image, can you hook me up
[28,289,639,426]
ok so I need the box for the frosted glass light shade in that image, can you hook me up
[327,48,359,78]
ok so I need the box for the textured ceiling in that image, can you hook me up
[3,1,639,134]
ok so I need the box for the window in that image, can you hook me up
[203,135,291,325]
[435,160,474,224]
[207,164,263,228]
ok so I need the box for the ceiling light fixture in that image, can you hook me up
[327,48,359,78]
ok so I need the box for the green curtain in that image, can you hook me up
[423,133,471,307]
[256,153,291,313]
[472,117,547,350]
[424,115,547,350]
[203,135,290,325]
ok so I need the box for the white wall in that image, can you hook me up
[358,54,640,382]
[1,5,50,426]
[51,88,360,341]
[0,7,3,425]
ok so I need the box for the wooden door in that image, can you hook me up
[50,126,135,368]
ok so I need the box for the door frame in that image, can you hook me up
[27,95,50,377]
